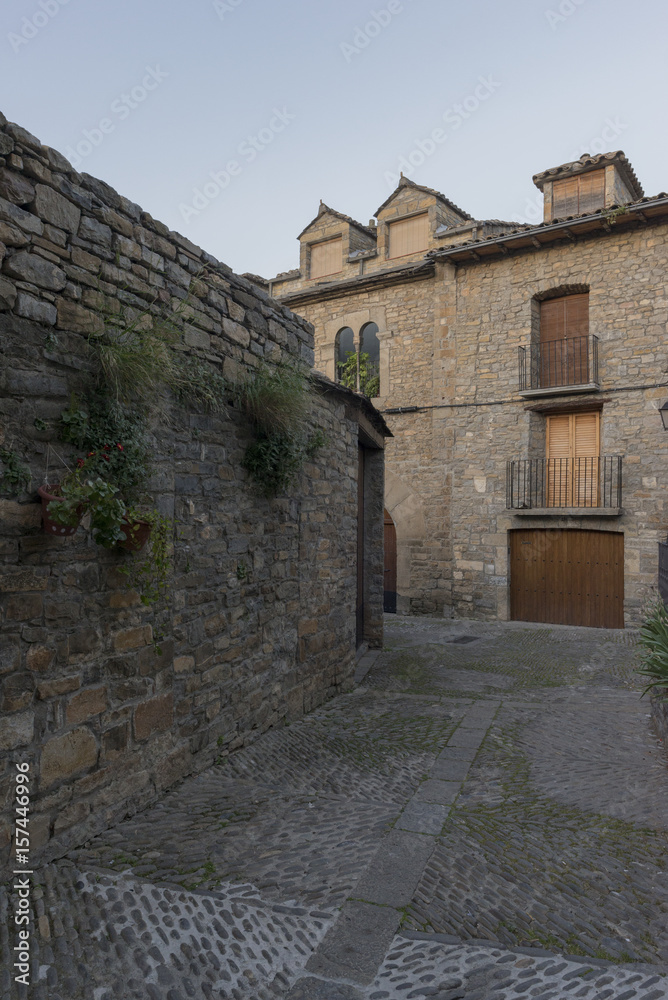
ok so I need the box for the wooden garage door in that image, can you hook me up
[509,529,623,628]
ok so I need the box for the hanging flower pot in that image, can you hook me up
[38,484,84,536]
[118,516,152,552]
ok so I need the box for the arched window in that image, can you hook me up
[359,323,380,397]
[335,327,355,383]
[335,323,381,397]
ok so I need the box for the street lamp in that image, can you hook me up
[661,401,668,430]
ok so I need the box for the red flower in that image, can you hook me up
[103,444,110,451]
[102,455,109,462]
[116,444,124,451]
[77,458,85,468]
[87,451,95,458]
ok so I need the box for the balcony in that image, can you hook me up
[518,335,599,396]
[506,456,623,515]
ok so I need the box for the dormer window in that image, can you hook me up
[388,213,429,259]
[552,169,605,218]
[309,237,342,278]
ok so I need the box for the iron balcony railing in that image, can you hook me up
[518,335,599,392]
[659,540,668,605]
[506,456,623,510]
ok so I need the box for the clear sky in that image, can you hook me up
[2,0,667,279]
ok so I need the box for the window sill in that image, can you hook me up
[510,507,623,517]
[518,383,599,398]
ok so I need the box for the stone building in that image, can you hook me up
[0,112,388,866]
[270,152,668,627]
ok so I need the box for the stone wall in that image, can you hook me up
[0,114,386,868]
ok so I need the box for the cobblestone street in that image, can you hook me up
[3,616,668,999]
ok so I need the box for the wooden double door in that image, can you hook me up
[509,528,624,628]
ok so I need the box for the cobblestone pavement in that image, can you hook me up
[3,616,668,999]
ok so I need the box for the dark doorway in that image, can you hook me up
[384,508,397,613]
[356,446,365,646]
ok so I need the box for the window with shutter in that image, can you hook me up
[310,238,342,279]
[388,213,429,258]
[546,411,599,507]
[539,293,589,387]
[552,170,605,217]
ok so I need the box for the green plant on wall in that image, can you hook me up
[637,599,668,701]
[118,509,172,605]
[235,360,327,498]
[338,350,380,398]
[0,448,31,494]
[60,396,151,504]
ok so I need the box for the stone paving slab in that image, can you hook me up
[353,830,436,907]
[306,901,400,985]
[396,801,451,835]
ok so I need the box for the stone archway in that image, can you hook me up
[384,470,427,614]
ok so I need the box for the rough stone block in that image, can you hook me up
[0,275,17,311]
[56,297,104,334]
[113,625,153,651]
[0,710,34,750]
[15,292,57,325]
[0,637,20,675]
[0,567,49,592]
[66,686,107,724]
[33,184,81,233]
[78,215,112,246]
[40,727,98,788]
[134,692,174,741]
[37,675,80,699]
[5,594,43,620]
[53,799,89,833]
[0,221,29,247]
[0,196,43,235]
[222,316,251,348]
[174,655,195,673]
[102,722,129,758]
[26,645,55,673]
[0,499,42,530]
[2,669,34,711]
[3,249,66,290]
[0,167,35,206]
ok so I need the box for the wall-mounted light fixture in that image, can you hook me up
[660,401,668,430]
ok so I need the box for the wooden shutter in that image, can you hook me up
[573,411,599,506]
[552,171,605,218]
[552,178,579,218]
[578,170,605,214]
[546,414,571,506]
[310,238,342,278]
[546,412,599,507]
[388,214,429,258]
[540,294,589,386]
